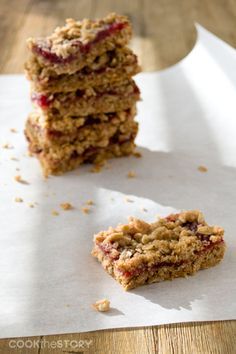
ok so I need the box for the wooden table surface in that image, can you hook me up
[0,0,235,353]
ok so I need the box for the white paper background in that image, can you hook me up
[0,26,236,338]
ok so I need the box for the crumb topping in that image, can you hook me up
[28,13,131,60]
[93,210,225,270]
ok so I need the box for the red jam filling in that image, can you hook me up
[34,22,127,64]
[31,92,54,108]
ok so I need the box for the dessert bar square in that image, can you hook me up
[25,113,138,175]
[92,211,226,290]
[26,47,140,94]
[31,79,140,117]
[27,13,132,75]
[26,139,136,176]
[25,107,137,144]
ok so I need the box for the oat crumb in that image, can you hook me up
[10,157,19,161]
[127,171,136,178]
[28,203,35,208]
[2,143,13,149]
[86,199,94,205]
[15,197,23,203]
[125,196,134,203]
[90,164,102,173]
[52,210,59,216]
[92,299,110,312]
[60,202,74,210]
[133,151,142,158]
[81,207,90,214]
[10,128,17,133]
[198,165,208,173]
[14,175,29,184]
[141,207,148,212]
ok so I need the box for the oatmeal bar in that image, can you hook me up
[25,117,138,175]
[25,107,136,144]
[26,47,140,93]
[92,211,226,290]
[27,13,132,76]
[27,139,136,176]
[32,79,140,117]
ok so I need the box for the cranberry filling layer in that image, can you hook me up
[31,92,54,108]
[33,22,127,64]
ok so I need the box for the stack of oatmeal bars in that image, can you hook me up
[24,13,141,175]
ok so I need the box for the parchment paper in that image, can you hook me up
[0,25,236,338]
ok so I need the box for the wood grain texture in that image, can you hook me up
[0,0,236,353]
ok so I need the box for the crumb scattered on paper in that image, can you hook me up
[86,200,94,206]
[133,151,142,158]
[60,203,73,210]
[14,175,29,184]
[198,165,208,172]
[127,171,136,178]
[2,143,13,149]
[52,210,59,216]
[141,207,148,212]
[15,197,23,203]
[81,207,90,214]
[10,128,17,133]
[90,164,102,173]
[28,203,35,208]
[92,299,110,312]
[10,157,19,161]
[124,196,134,203]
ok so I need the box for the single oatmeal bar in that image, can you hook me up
[92,210,226,290]
[27,13,132,76]
[25,115,138,175]
[25,106,137,144]
[26,47,140,94]
[31,79,140,117]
